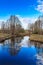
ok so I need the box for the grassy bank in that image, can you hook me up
[0,33,27,42]
[0,32,30,42]
[0,33,25,39]
[30,34,43,43]
[0,33,11,42]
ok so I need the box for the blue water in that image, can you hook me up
[0,36,43,65]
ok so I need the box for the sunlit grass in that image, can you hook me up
[0,33,10,38]
[30,34,43,42]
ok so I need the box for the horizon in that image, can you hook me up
[0,0,43,29]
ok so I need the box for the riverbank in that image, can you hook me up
[0,32,30,42]
[30,34,43,43]
[0,33,12,42]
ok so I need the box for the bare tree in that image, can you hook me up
[1,21,5,33]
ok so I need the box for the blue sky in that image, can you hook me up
[0,0,43,29]
[0,0,41,17]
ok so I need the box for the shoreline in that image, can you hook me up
[0,33,30,42]
[30,34,43,43]
[1,33,43,43]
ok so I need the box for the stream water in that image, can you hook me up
[0,36,43,65]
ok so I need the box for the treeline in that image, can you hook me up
[0,15,25,34]
[30,15,43,34]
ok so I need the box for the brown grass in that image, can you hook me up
[30,34,43,42]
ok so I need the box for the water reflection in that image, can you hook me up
[0,36,43,65]
[9,37,22,55]
[31,41,43,55]
[30,41,43,65]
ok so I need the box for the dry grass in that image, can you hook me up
[30,34,43,42]
[0,33,10,38]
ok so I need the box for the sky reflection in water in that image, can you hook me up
[0,36,42,65]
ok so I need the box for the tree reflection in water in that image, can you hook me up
[30,41,43,55]
[30,41,43,65]
[0,36,43,65]
[9,37,22,56]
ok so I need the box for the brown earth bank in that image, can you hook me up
[30,34,43,43]
[0,32,30,42]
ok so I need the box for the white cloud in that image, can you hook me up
[0,14,10,28]
[16,15,37,29]
[0,20,5,28]
[36,5,43,13]
[37,0,43,3]
[0,15,37,29]
[35,0,43,13]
